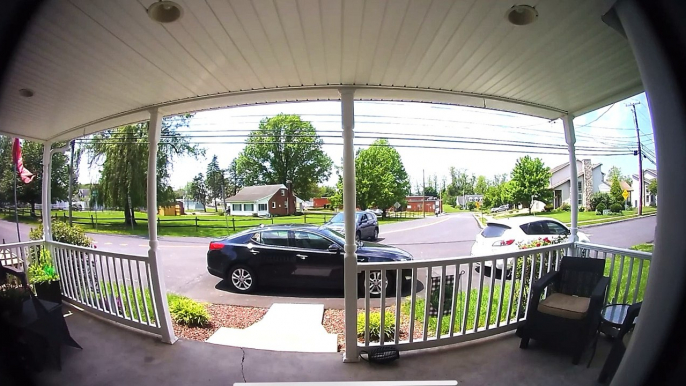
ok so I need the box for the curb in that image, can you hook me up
[473,213,485,229]
[578,213,657,229]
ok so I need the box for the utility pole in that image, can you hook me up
[422,170,426,218]
[627,101,643,215]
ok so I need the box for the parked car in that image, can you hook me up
[471,217,590,277]
[490,204,509,213]
[207,224,412,295]
[323,211,379,240]
[368,208,383,216]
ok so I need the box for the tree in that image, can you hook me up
[423,186,438,197]
[354,139,410,216]
[173,187,186,199]
[648,178,658,196]
[0,137,69,215]
[607,166,622,183]
[510,156,552,213]
[315,185,336,198]
[85,114,203,225]
[610,178,624,204]
[235,114,333,200]
[225,158,244,196]
[189,174,207,211]
[205,155,223,211]
[474,175,489,195]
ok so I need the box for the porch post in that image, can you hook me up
[41,142,52,242]
[562,114,579,243]
[147,108,177,344]
[340,88,359,362]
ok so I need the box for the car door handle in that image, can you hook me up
[250,249,260,255]
[296,254,307,259]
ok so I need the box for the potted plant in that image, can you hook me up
[0,279,31,316]
[28,249,62,304]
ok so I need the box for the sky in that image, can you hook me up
[79,92,656,192]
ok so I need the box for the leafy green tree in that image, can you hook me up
[610,179,624,204]
[85,115,202,225]
[354,139,410,216]
[607,166,622,183]
[225,158,243,196]
[510,156,552,213]
[235,114,333,200]
[423,186,438,197]
[189,174,207,211]
[474,175,489,195]
[205,155,223,211]
[0,137,69,216]
[648,178,658,196]
[315,185,336,197]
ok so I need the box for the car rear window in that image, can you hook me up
[482,224,510,238]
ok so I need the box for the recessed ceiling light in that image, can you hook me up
[147,1,183,23]
[19,89,33,98]
[505,5,538,26]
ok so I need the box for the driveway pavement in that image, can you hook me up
[0,213,657,309]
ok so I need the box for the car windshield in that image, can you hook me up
[329,213,362,223]
[318,228,345,244]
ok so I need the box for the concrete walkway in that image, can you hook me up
[207,303,338,353]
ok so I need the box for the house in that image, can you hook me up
[225,184,296,216]
[178,198,204,211]
[632,168,658,207]
[457,195,484,207]
[405,196,442,213]
[312,197,331,208]
[549,159,605,209]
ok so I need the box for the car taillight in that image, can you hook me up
[492,239,515,247]
[209,242,224,251]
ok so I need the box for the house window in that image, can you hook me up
[281,189,285,196]
[232,204,242,212]
[244,203,254,212]
[284,200,288,208]
[577,181,583,205]
[272,201,276,209]
[258,203,267,211]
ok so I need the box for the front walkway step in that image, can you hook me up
[206,303,338,353]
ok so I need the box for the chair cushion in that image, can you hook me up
[538,293,590,320]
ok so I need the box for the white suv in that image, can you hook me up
[471,216,590,277]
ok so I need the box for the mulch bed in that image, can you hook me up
[172,303,267,341]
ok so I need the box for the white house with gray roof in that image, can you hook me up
[549,159,605,209]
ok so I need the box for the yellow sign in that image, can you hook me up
[622,190,629,200]
[475,201,481,209]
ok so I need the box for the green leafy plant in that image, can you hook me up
[610,203,623,214]
[596,203,606,214]
[357,311,395,342]
[559,202,571,211]
[543,204,553,212]
[30,221,93,247]
[168,293,210,327]
[579,207,585,212]
[28,249,60,284]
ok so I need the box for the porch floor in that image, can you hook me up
[33,308,611,386]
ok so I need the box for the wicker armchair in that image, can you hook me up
[517,256,609,364]
[598,302,642,383]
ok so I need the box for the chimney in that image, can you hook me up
[583,159,593,210]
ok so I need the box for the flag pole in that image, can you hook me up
[13,171,21,242]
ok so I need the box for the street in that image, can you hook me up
[0,213,656,308]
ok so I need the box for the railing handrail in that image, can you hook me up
[575,242,652,260]
[358,242,574,270]
[0,240,44,248]
[47,240,149,262]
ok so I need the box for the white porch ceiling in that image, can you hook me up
[0,0,641,142]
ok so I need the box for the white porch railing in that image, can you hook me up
[46,240,164,336]
[356,241,652,352]
[0,240,43,271]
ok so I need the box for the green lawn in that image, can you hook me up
[488,206,657,227]
[442,205,468,214]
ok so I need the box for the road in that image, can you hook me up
[0,213,656,308]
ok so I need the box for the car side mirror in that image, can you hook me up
[328,244,342,253]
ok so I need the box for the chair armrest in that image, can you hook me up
[617,302,642,339]
[589,276,610,311]
[531,271,560,296]
[0,265,29,287]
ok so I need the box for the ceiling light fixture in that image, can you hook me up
[505,5,538,26]
[147,1,183,23]
[19,89,33,98]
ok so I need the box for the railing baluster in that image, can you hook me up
[634,259,644,303]
[56,248,71,300]
[409,267,417,343]
[613,253,625,304]
[422,266,431,341]
[622,256,635,304]
[119,258,134,320]
[537,252,544,280]
[127,259,142,323]
[506,255,516,325]
[145,263,160,326]
[485,259,496,330]
[496,259,506,327]
[516,255,526,321]
[449,263,460,337]
[364,268,370,347]
[474,263,485,331]
[79,249,93,307]
[137,261,152,325]
[379,268,386,346]
[70,249,85,304]
[96,253,108,310]
[86,252,102,310]
[461,263,473,334]
[394,268,401,345]
[436,265,447,338]
[523,254,535,320]
[104,254,118,316]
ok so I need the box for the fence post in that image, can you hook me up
[271,217,274,225]
[157,217,161,228]
[91,215,94,227]
[304,214,307,223]
[195,216,198,230]
[232,217,235,231]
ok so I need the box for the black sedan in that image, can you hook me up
[207,224,412,295]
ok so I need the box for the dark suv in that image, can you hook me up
[323,211,379,241]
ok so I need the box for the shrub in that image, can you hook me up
[579,207,585,212]
[543,204,553,212]
[252,212,259,217]
[596,203,606,214]
[559,202,571,211]
[649,202,657,208]
[28,249,59,284]
[357,311,395,342]
[610,203,623,213]
[467,201,477,211]
[590,192,614,211]
[168,293,210,327]
[30,222,93,247]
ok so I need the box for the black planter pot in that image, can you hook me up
[35,280,62,304]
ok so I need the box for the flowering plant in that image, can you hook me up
[517,236,566,250]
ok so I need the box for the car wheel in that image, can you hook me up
[373,228,379,240]
[227,265,256,293]
[355,231,361,242]
[359,270,390,297]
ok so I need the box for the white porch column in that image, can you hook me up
[147,108,177,344]
[562,114,579,242]
[41,142,53,242]
[340,88,359,362]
